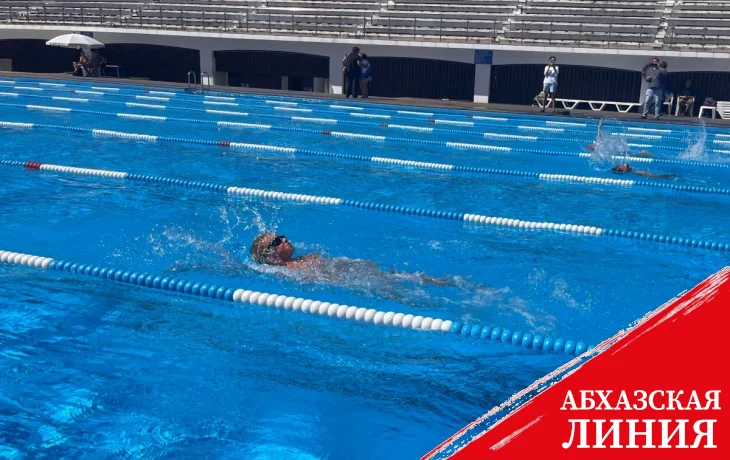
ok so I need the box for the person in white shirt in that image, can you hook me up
[542,56,559,113]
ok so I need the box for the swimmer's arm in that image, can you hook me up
[420,274,459,287]
[634,150,654,157]
[635,170,678,180]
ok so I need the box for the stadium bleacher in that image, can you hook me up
[1,0,729,50]
[504,0,662,47]
[665,0,730,48]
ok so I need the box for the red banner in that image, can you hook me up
[426,267,730,459]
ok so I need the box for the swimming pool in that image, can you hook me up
[1,76,728,458]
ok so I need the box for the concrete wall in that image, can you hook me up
[3,25,729,104]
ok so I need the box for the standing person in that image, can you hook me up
[343,46,361,98]
[541,56,559,113]
[658,61,671,115]
[641,57,662,120]
[677,79,696,116]
[89,50,106,77]
[359,53,372,99]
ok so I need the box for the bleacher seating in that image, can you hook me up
[367,1,515,41]
[665,1,730,49]
[504,0,661,47]
[1,0,730,50]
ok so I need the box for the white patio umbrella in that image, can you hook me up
[45,33,104,50]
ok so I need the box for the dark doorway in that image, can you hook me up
[366,57,475,101]
[490,64,641,105]
[215,50,327,92]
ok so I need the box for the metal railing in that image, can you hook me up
[187,70,197,93]
[1,3,728,51]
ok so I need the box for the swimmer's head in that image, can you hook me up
[612,163,632,173]
[250,233,295,265]
[587,144,595,151]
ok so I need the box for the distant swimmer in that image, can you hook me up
[611,163,678,179]
[586,144,654,157]
[586,118,654,156]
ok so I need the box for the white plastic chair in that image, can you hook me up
[662,94,673,116]
[675,97,695,116]
[698,105,716,119]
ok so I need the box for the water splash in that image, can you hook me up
[586,118,629,170]
[159,200,286,275]
[92,412,184,459]
[678,119,708,161]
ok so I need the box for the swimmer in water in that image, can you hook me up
[586,144,654,157]
[611,163,678,179]
[586,118,654,156]
[251,232,462,287]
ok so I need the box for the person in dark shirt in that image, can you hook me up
[678,79,697,116]
[343,46,361,98]
[641,57,662,120]
[658,62,671,115]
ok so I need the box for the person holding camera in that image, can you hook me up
[641,57,664,120]
[541,56,559,113]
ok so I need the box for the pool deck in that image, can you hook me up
[2,71,728,129]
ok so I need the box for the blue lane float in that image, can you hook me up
[4,114,730,198]
[1,79,719,142]
[7,100,720,155]
[2,118,730,185]
[2,159,729,254]
[0,92,713,145]
[0,249,591,355]
[1,100,549,143]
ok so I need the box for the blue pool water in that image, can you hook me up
[1,77,729,458]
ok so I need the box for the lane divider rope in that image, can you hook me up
[0,117,511,153]
[0,249,591,355]
[8,78,727,139]
[0,89,701,143]
[1,117,726,172]
[1,117,727,195]
[2,159,729,253]
[3,99,546,142]
[0,92,711,145]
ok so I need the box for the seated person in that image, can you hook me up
[611,163,678,179]
[73,51,89,76]
[677,80,696,116]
